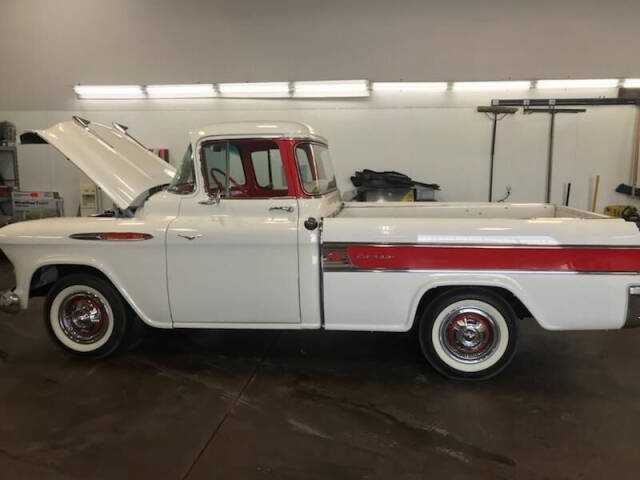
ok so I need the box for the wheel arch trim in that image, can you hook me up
[23,260,170,329]
[406,275,541,330]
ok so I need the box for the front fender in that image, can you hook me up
[0,216,173,328]
[21,258,171,329]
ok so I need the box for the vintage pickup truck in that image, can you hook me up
[0,117,638,380]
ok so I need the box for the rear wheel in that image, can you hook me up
[44,274,130,358]
[418,288,519,380]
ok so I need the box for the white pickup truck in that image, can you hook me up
[1,117,639,379]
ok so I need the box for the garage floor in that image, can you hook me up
[1,263,640,480]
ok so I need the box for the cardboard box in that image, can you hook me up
[12,191,64,220]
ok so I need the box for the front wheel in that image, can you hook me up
[418,288,519,380]
[44,274,130,358]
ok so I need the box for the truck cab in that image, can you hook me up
[155,122,342,329]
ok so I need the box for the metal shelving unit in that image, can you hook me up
[0,145,19,189]
[0,145,19,221]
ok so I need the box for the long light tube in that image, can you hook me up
[74,85,145,99]
[293,80,369,98]
[622,79,640,89]
[537,79,619,89]
[146,84,216,98]
[453,81,531,91]
[372,82,448,92]
[218,82,290,97]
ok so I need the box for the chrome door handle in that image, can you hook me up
[269,206,294,213]
[177,234,202,240]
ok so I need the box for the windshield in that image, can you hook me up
[295,143,337,195]
[168,145,195,194]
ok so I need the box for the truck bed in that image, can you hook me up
[324,201,629,247]
[322,201,639,334]
[338,202,608,219]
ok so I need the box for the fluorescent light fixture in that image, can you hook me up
[453,81,531,91]
[622,79,640,88]
[293,80,369,98]
[537,79,619,89]
[218,82,290,98]
[372,82,448,92]
[146,84,216,98]
[74,85,145,99]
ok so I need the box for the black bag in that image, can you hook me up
[351,169,439,190]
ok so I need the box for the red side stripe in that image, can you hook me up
[346,245,640,272]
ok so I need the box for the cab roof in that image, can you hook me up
[189,121,327,144]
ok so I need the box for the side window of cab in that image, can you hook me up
[201,142,247,196]
[200,139,289,198]
[168,145,196,194]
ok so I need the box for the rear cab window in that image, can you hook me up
[295,143,337,195]
[250,148,288,191]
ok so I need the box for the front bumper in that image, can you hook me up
[0,290,20,314]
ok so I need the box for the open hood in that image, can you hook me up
[21,117,176,210]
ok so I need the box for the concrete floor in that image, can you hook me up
[1,264,640,480]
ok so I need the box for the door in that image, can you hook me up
[166,138,300,326]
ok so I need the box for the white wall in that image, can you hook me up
[1,0,640,110]
[2,88,638,216]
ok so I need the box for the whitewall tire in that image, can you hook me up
[44,274,130,358]
[419,288,519,380]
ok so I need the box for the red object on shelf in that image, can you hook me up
[149,148,169,162]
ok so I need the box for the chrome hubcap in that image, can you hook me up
[439,307,499,363]
[58,293,109,344]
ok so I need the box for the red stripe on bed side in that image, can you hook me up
[346,245,640,272]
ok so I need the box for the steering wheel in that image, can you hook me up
[210,167,243,191]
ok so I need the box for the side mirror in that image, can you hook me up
[198,190,222,206]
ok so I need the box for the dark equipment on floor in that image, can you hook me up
[604,205,639,222]
[351,169,440,202]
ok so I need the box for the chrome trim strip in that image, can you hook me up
[322,241,640,250]
[321,242,640,272]
[72,116,90,128]
[318,218,326,328]
[69,233,103,240]
[71,116,115,150]
[323,268,640,275]
[199,134,328,143]
[69,232,154,241]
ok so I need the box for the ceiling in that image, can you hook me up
[1,0,640,110]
